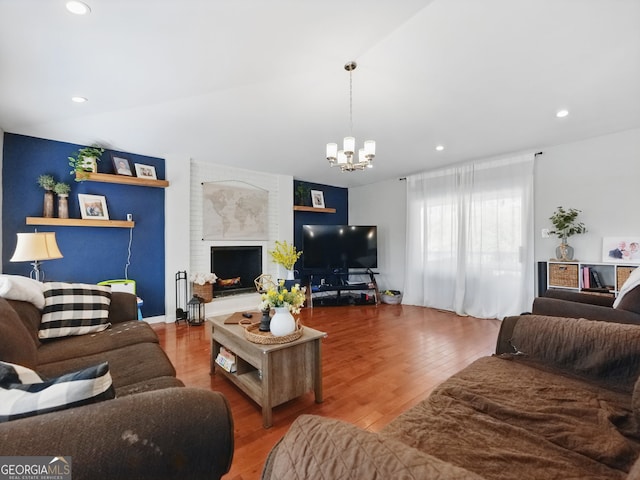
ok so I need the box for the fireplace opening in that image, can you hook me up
[211,246,262,298]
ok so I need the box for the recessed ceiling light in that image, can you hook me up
[71,96,88,103]
[556,109,569,118]
[435,145,445,151]
[66,1,91,15]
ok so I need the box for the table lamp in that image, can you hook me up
[10,232,63,282]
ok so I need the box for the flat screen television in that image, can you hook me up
[302,225,378,270]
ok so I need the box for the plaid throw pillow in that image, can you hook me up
[40,282,112,339]
[0,360,115,422]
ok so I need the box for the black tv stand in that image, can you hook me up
[307,270,380,307]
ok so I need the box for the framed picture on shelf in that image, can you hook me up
[602,237,640,263]
[111,154,133,176]
[134,163,157,179]
[78,194,109,220]
[311,190,325,208]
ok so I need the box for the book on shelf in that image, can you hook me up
[582,267,590,289]
[215,346,237,373]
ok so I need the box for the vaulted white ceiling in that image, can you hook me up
[1,0,639,188]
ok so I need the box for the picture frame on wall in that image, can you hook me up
[134,163,157,179]
[602,237,640,263]
[78,194,110,220]
[311,190,325,208]
[112,154,133,176]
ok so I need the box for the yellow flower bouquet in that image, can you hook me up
[259,280,306,314]
[268,240,302,271]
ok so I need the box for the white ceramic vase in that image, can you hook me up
[286,269,295,280]
[270,307,296,337]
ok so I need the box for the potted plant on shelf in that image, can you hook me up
[53,182,71,219]
[37,174,56,218]
[68,145,105,181]
[549,206,587,261]
[268,240,303,280]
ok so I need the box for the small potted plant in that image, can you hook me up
[37,174,56,218]
[549,206,587,261]
[53,182,71,218]
[68,145,105,181]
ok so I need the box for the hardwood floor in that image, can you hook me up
[152,304,502,480]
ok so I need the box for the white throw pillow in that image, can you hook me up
[0,275,45,309]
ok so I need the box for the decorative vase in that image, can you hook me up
[286,270,295,280]
[259,309,271,332]
[43,190,54,218]
[556,237,574,261]
[57,194,69,219]
[270,307,296,337]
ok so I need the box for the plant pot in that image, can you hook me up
[43,190,54,218]
[555,236,574,261]
[270,307,296,337]
[57,194,69,219]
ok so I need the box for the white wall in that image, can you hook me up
[162,154,192,324]
[534,128,640,262]
[0,129,3,271]
[349,127,640,299]
[349,177,406,292]
[188,160,293,317]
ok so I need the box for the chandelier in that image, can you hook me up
[326,61,376,172]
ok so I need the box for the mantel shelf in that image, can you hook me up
[293,206,336,213]
[26,217,135,228]
[76,172,169,188]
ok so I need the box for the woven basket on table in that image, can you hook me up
[240,320,303,344]
[192,282,213,303]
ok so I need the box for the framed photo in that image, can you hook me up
[311,190,325,208]
[111,154,133,176]
[602,237,640,263]
[78,194,109,220]
[134,163,157,179]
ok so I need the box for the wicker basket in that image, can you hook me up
[240,320,303,345]
[548,263,579,288]
[192,282,213,303]
[617,266,637,290]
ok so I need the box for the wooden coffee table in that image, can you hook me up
[210,313,326,428]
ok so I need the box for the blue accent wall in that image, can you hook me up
[2,133,166,317]
[293,180,348,280]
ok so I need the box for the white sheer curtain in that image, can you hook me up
[403,153,535,319]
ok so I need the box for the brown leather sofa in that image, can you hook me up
[262,314,640,480]
[532,287,640,324]
[0,293,233,480]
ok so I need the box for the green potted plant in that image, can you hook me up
[294,183,311,206]
[53,182,71,218]
[37,174,56,218]
[549,206,586,261]
[68,145,105,181]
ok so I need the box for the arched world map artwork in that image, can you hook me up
[202,182,268,240]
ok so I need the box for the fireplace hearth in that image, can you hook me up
[211,246,262,298]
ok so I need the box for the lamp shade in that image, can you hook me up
[10,232,63,262]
